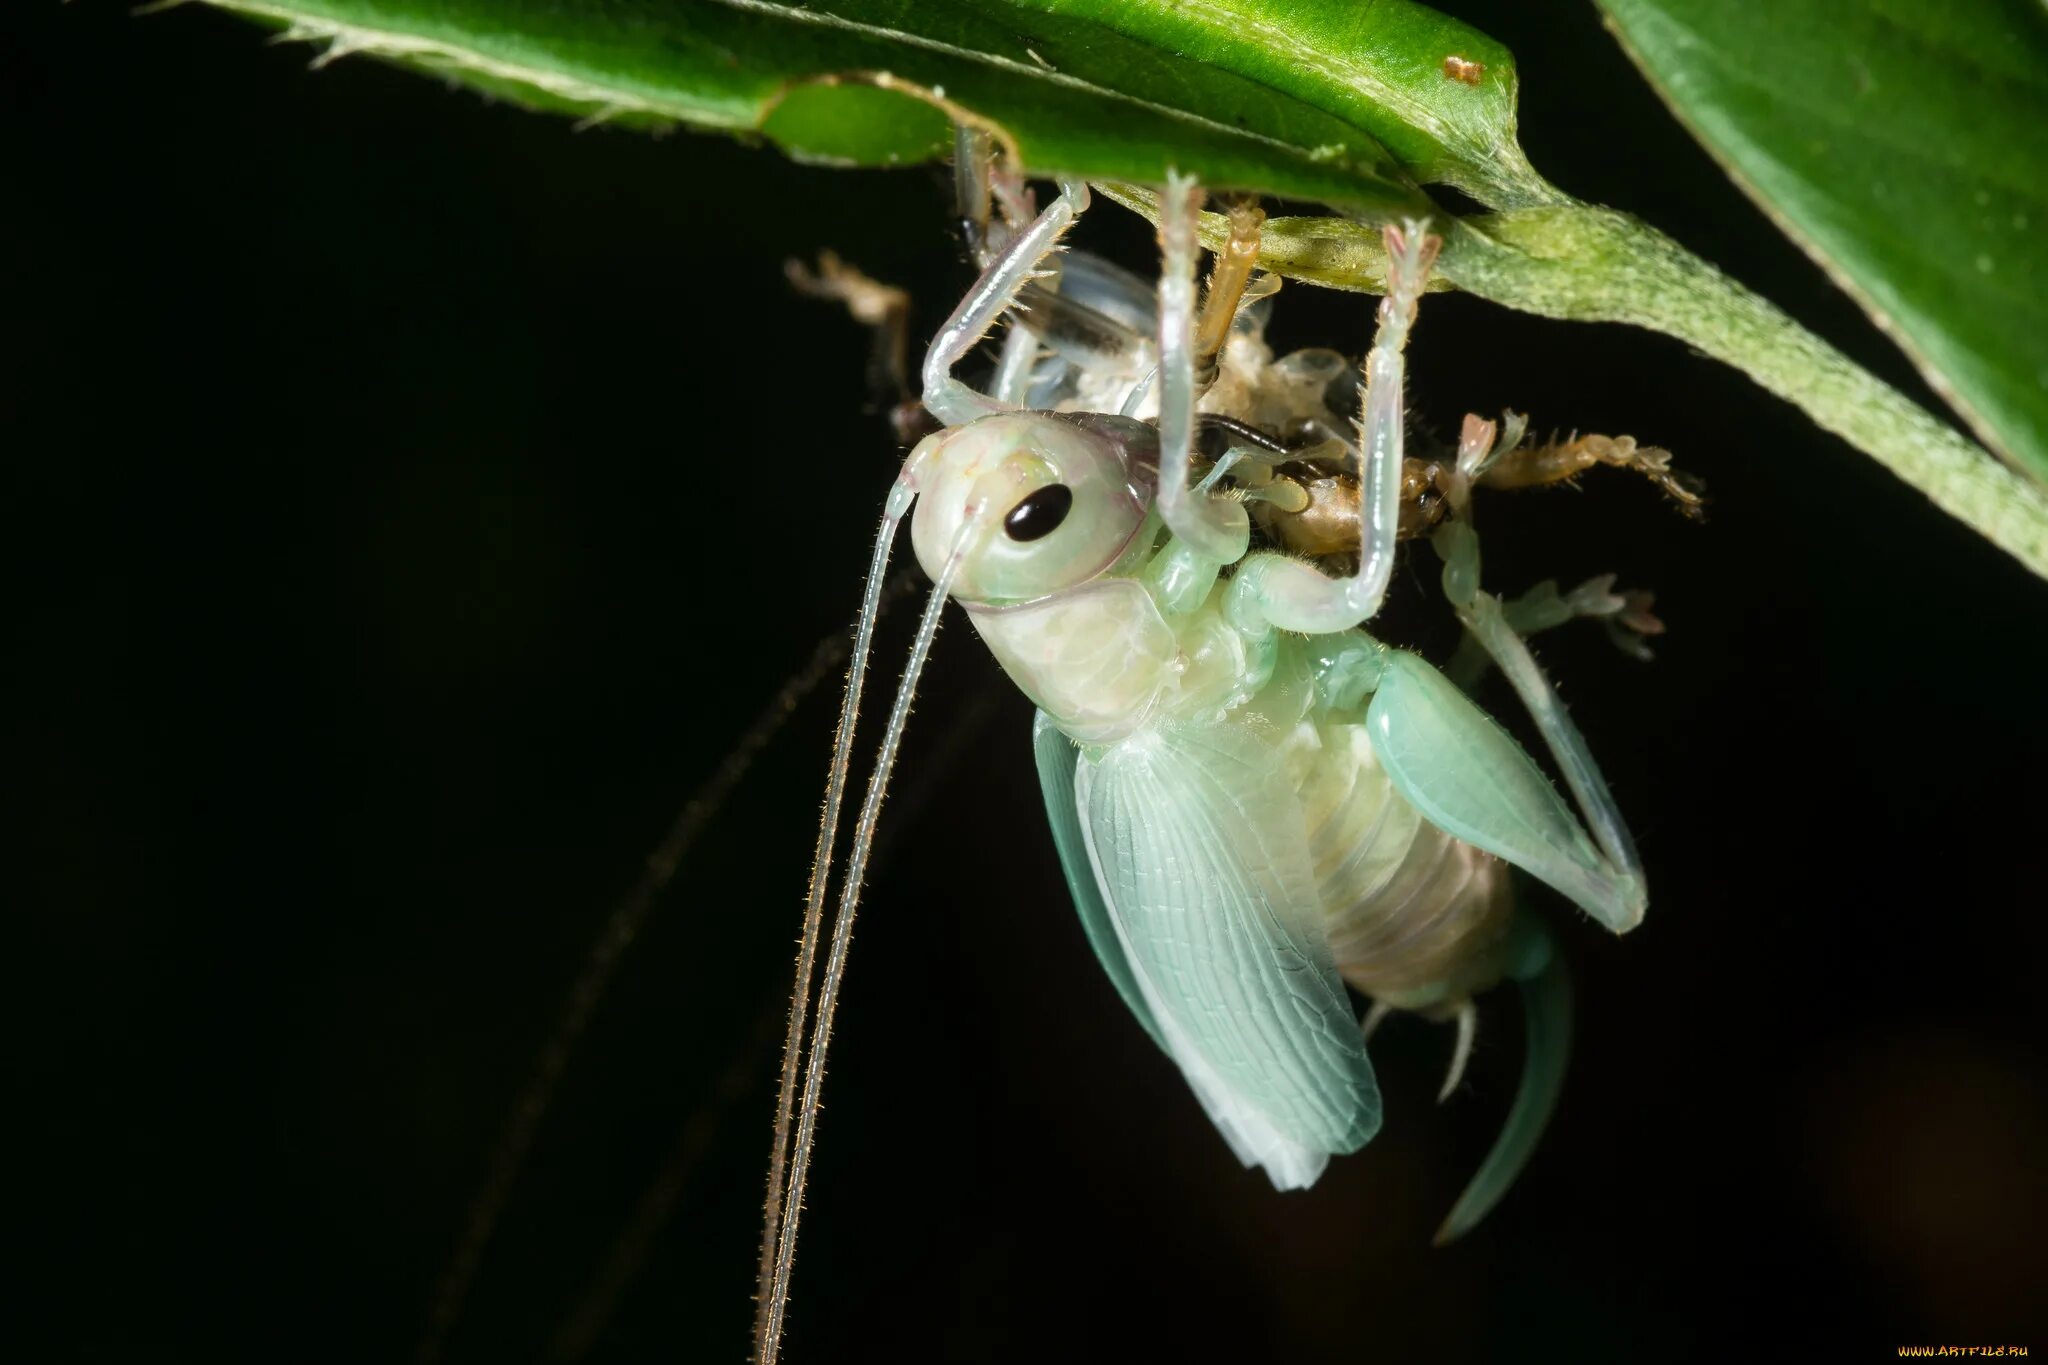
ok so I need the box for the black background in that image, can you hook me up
[13,3,2047,1361]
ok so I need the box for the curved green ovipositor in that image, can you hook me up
[1435,915,1571,1244]
[1032,711,1165,1053]
[1366,651,1626,926]
[1071,720,1380,1190]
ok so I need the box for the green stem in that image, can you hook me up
[1440,208,2048,578]
[1100,183,2048,579]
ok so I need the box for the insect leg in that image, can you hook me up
[1422,416,1647,932]
[1500,574,1665,658]
[1479,426,1706,517]
[955,125,996,260]
[785,251,915,407]
[1153,172,1251,565]
[946,125,1047,407]
[1225,221,1439,636]
[922,177,1089,426]
[1011,271,1152,396]
[989,249,1054,408]
[1190,196,1265,392]
[957,124,1150,409]
[1460,597,1645,924]
[1443,573,1668,690]
[953,123,1034,265]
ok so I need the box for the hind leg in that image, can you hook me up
[1426,415,1647,929]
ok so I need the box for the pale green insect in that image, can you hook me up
[755,144,1661,1364]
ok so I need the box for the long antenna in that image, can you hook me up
[758,528,972,1365]
[548,685,1000,1361]
[549,990,786,1362]
[751,484,918,1358]
[416,594,907,1365]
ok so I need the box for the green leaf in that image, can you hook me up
[201,0,1547,220]
[175,0,2048,577]
[1596,0,2048,484]
[1102,184,2048,578]
[1018,1,1556,207]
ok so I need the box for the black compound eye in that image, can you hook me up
[1003,483,1073,542]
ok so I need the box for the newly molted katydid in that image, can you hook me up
[756,134,1689,1365]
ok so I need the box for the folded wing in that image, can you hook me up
[1055,718,1380,1189]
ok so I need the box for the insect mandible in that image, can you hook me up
[756,129,1689,1363]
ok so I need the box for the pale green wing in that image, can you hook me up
[1072,719,1380,1189]
[1032,711,1165,1052]
[1366,651,1633,924]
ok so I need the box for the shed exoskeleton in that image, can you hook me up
[755,137,1677,1365]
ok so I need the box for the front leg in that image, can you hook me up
[1225,219,1439,637]
[1153,173,1251,566]
[922,175,1089,427]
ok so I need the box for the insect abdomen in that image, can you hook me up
[1289,720,1515,1012]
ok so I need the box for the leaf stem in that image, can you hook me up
[1101,184,2048,579]
[1438,208,2048,579]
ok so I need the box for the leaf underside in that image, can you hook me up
[201,0,1563,222]
[180,0,2048,576]
[1598,0,2048,484]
